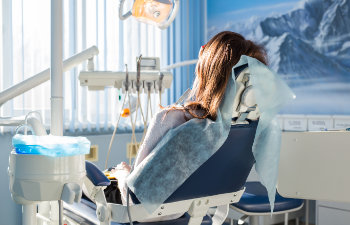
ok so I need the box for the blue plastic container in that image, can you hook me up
[12,134,91,157]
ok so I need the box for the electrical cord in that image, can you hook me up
[126,179,134,225]
[105,92,128,170]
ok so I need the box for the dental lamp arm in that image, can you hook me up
[0,46,99,108]
[0,112,47,135]
[158,0,179,29]
[162,59,198,71]
[119,0,132,20]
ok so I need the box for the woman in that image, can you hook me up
[107,31,267,219]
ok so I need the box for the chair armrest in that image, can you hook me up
[85,161,111,186]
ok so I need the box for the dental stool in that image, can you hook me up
[229,182,304,225]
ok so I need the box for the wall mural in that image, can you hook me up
[208,0,350,115]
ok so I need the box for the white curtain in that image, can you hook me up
[0,0,166,134]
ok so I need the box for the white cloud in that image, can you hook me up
[224,2,297,17]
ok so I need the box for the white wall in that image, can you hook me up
[0,132,141,225]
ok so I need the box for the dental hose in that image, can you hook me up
[126,163,135,225]
[125,87,155,225]
[140,87,152,143]
[106,88,151,167]
[125,91,142,224]
[138,91,149,144]
[126,90,158,225]
[105,91,128,170]
[128,92,139,165]
[103,91,137,225]
[147,88,153,118]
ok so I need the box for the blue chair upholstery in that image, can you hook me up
[130,121,258,204]
[165,121,257,203]
[86,121,258,206]
[232,181,304,213]
[85,161,111,186]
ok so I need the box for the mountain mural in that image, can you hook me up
[209,0,350,86]
[208,0,350,114]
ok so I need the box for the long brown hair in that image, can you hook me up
[182,31,267,120]
[164,31,267,120]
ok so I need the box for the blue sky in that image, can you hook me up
[208,0,300,25]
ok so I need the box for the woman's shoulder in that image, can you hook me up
[155,107,187,120]
[153,107,192,127]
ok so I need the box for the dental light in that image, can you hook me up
[118,0,179,29]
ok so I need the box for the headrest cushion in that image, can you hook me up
[232,67,259,122]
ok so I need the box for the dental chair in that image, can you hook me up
[63,64,262,225]
[228,66,304,225]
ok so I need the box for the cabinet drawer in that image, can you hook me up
[318,207,350,225]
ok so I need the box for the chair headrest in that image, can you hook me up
[232,66,259,124]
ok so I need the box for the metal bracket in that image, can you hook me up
[158,72,164,93]
[136,55,142,92]
[187,199,210,225]
[124,64,130,92]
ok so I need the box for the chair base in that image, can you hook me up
[64,188,245,225]
[229,204,305,225]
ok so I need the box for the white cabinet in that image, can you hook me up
[317,201,350,225]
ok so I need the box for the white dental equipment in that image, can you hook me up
[0,46,99,108]
[278,130,350,202]
[79,55,173,167]
[277,130,350,225]
[79,70,172,93]
[118,0,180,29]
[0,2,100,221]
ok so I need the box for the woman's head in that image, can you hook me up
[186,31,267,120]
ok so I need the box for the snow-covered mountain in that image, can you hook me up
[209,0,350,86]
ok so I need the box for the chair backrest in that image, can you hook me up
[164,121,257,203]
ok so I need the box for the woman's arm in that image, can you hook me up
[134,108,188,167]
[111,108,188,205]
[109,163,131,205]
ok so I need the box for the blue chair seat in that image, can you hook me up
[231,182,303,213]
